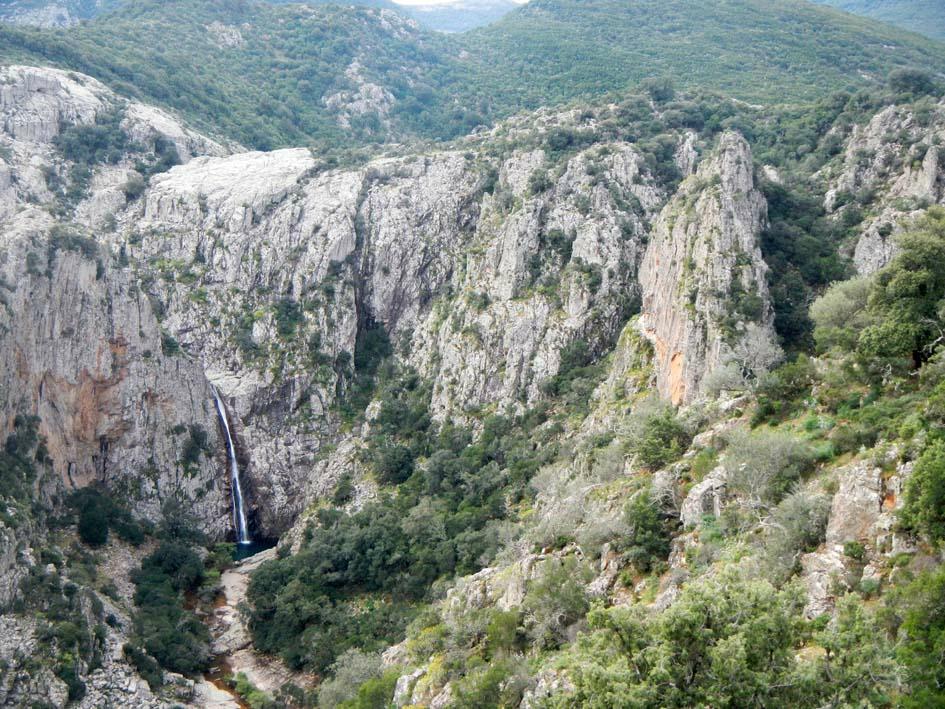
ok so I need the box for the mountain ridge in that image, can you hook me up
[0,0,943,153]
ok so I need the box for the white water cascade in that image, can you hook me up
[212,387,251,545]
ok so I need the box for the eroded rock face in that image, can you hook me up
[801,456,916,616]
[0,66,236,537]
[0,214,231,535]
[638,131,776,405]
[125,133,665,531]
[824,100,945,274]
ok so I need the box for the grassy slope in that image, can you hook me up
[462,0,945,108]
[813,0,945,43]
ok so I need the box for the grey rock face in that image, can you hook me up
[825,100,945,274]
[801,455,915,616]
[638,132,776,405]
[0,218,232,535]
[0,66,237,537]
[0,67,784,553]
[679,466,727,528]
[124,132,663,531]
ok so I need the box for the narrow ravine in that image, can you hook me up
[207,548,312,701]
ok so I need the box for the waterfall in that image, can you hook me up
[212,387,251,545]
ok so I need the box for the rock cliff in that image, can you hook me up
[0,65,783,541]
[824,99,945,274]
[638,132,776,405]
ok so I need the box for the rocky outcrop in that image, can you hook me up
[0,616,70,707]
[679,466,727,528]
[638,132,776,405]
[801,455,915,616]
[824,100,945,274]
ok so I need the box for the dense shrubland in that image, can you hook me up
[248,365,557,673]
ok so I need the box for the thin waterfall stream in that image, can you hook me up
[212,387,251,545]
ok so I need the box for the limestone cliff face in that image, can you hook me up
[638,132,775,405]
[0,65,782,545]
[824,100,945,274]
[0,218,231,535]
[412,142,663,416]
[124,136,662,530]
[0,66,233,538]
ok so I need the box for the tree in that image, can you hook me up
[641,76,676,103]
[623,489,672,572]
[858,208,945,368]
[373,443,414,485]
[810,277,872,352]
[628,408,690,471]
[901,440,945,542]
[890,567,945,707]
[78,496,109,546]
[888,68,938,97]
[732,323,783,382]
[317,650,383,709]
[722,429,815,508]
[523,558,591,650]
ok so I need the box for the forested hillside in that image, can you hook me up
[814,0,945,42]
[0,0,475,150]
[0,0,943,151]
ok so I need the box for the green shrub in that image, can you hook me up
[451,659,526,709]
[70,488,147,547]
[373,443,414,485]
[522,557,591,650]
[630,410,690,470]
[122,173,147,200]
[857,208,945,368]
[722,429,816,506]
[901,440,945,541]
[123,643,163,690]
[54,110,128,165]
[890,567,945,706]
[526,168,553,196]
[761,489,830,583]
[274,297,304,338]
[843,540,866,561]
[77,497,110,546]
[317,649,383,709]
[622,489,672,572]
[332,472,355,506]
[338,669,400,709]
[231,672,276,709]
[161,331,181,356]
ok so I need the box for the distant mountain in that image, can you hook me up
[401,0,519,33]
[0,0,516,31]
[0,0,117,26]
[813,0,945,42]
[462,0,945,107]
[0,0,481,149]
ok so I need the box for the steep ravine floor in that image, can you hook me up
[209,548,314,702]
